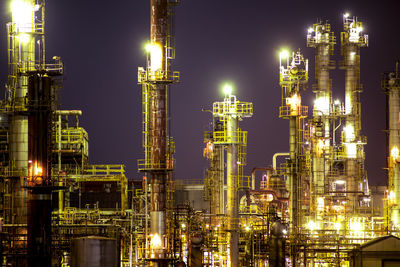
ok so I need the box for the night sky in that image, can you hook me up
[0,0,399,186]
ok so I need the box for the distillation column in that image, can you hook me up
[138,0,179,264]
[306,21,336,222]
[27,73,54,267]
[340,15,368,211]
[6,0,38,228]
[211,87,253,266]
[382,62,400,229]
[278,50,308,237]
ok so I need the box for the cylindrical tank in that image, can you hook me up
[71,236,119,267]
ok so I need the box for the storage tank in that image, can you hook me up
[71,236,118,267]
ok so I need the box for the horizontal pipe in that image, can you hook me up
[273,152,290,171]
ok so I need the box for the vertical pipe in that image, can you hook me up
[149,1,169,263]
[27,74,53,267]
[386,64,400,227]
[226,115,238,267]
[289,117,298,232]
[344,44,360,211]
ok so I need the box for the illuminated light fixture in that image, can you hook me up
[317,197,324,211]
[150,233,162,249]
[391,146,400,162]
[282,229,287,235]
[335,180,345,185]
[181,223,186,229]
[314,96,329,114]
[222,83,233,96]
[245,225,250,232]
[344,13,350,18]
[343,125,355,141]
[307,27,313,33]
[11,0,34,32]
[335,222,341,231]
[18,33,30,44]
[307,220,317,231]
[334,99,341,106]
[346,143,357,159]
[145,42,163,71]
[279,49,289,60]
[350,219,363,233]
[286,93,301,114]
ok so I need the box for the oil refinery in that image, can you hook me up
[0,0,400,266]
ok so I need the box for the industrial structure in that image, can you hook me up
[0,1,399,266]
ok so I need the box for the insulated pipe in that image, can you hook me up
[272,153,290,171]
[251,167,274,190]
[289,117,298,232]
[149,0,169,263]
[226,115,238,267]
[384,62,400,227]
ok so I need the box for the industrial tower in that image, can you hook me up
[137,0,179,264]
[340,15,369,212]
[382,62,400,230]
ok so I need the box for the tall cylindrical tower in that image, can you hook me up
[211,87,253,267]
[278,50,308,234]
[137,0,179,264]
[340,15,368,212]
[306,21,336,222]
[382,62,400,229]
[6,0,39,227]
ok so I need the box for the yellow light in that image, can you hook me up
[335,180,345,185]
[307,27,313,33]
[222,83,233,96]
[346,143,357,159]
[150,233,162,249]
[391,146,400,162]
[317,197,324,211]
[350,219,363,232]
[11,0,34,32]
[18,33,30,43]
[344,13,350,18]
[343,125,355,141]
[181,223,186,229]
[335,222,341,231]
[145,42,163,71]
[286,93,301,114]
[307,220,317,231]
[280,50,289,60]
[389,190,395,204]
[314,96,330,114]
[245,225,250,232]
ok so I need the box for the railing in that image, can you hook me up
[213,130,247,144]
[137,158,175,171]
[279,105,308,117]
[84,165,125,176]
[138,69,180,83]
[213,101,253,116]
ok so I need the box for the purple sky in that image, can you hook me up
[0,0,399,186]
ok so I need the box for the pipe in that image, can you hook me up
[272,153,290,171]
[251,167,273,190]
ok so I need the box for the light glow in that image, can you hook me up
[346,143,357,158]
[150,233,162,249]
[314,96,330,114]
[18,33,30,43]
[391,146,400,162]
[145,42,163,71]
[317,197,324,211]
[223,83,233,96]
[280,50,289,60]
[307,220,317,231]
[286,93,301,114]
[11,0,34,32]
